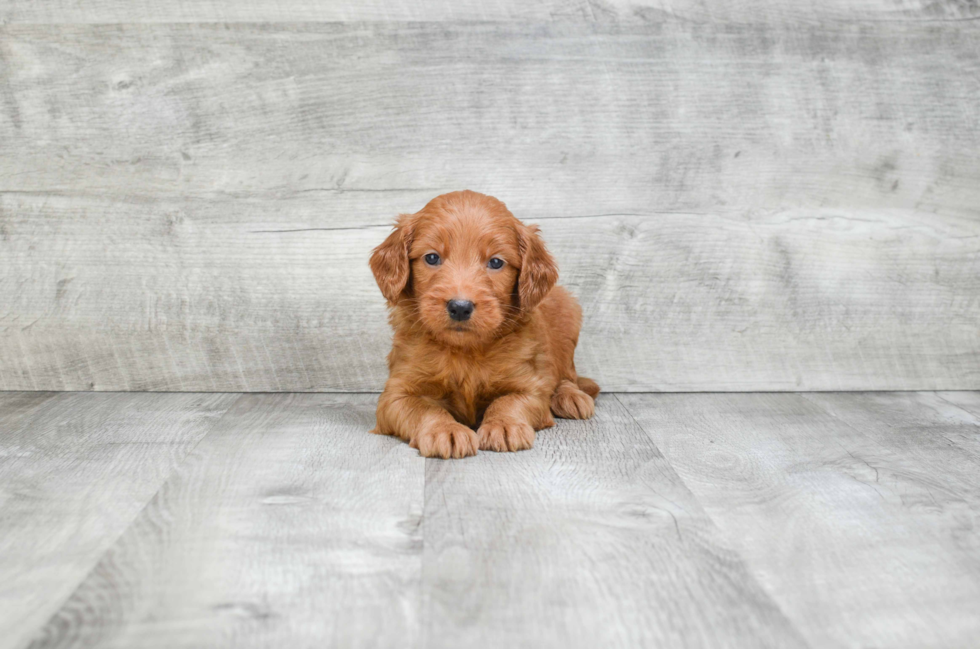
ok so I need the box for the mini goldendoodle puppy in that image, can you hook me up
[369,190,599,458]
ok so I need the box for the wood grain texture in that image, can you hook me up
[618,392,980,649]
[0,391,238,649]
[420,395,807,648]
[0,0,588,23]
[2,21,979,391]
[0,391,59,430]
[591,0,980,23]
[7,391,980,647]
[24,393,425,649]
[2,193,977,392]
[937,390,980,426]
[3,23,978,210]
[0,0,977,23]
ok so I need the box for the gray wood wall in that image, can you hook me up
[1,2,978,392]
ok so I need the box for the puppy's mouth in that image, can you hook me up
[446,319,480,334]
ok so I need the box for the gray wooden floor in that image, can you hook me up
[2,391,979,649]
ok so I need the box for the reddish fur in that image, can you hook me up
[369,190,600,459]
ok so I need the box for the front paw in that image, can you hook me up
[477,418,535,452]
[551,382,595,419]
[410,422,479,459]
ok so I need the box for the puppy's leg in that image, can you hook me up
[373,386,478,459]
[538,287,601,408]
[478,393,552,452]
[550,379,595,420]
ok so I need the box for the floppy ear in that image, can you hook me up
[370,216,414,304]
[517,224,558,313]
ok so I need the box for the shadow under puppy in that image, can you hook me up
[369,190,599,459]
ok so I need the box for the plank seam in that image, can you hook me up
[611,392,817,649]
[16,393,248,649]
[933,391,980,423]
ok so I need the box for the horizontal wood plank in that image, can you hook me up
[0,0,977,23]
[1,21,978,391]
[1,192,977,391]
[0,391,239,649]
[619,392,980,649]
[2,23,978,214]
[26,394,425,649]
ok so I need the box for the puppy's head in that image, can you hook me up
[370,190,557,347]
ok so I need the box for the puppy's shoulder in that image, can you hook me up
[536,285,582,322]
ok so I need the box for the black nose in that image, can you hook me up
[446,299,474,322]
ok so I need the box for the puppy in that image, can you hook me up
[369,190,599,458]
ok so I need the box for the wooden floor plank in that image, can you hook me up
[807,391,980,471]
[420,395,807,648]
[936,391,980,436]
[618,392,980,649]
[0,392,60,430]
[25,394,425,649]
[0,391,239,649]
[7,391,980,647]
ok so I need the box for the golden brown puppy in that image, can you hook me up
[369,190,599,459]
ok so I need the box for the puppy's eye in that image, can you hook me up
[487,257,505,270]
[424,253,441,266]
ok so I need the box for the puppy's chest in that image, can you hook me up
[433,353,505,398]
[425,350,518,423]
